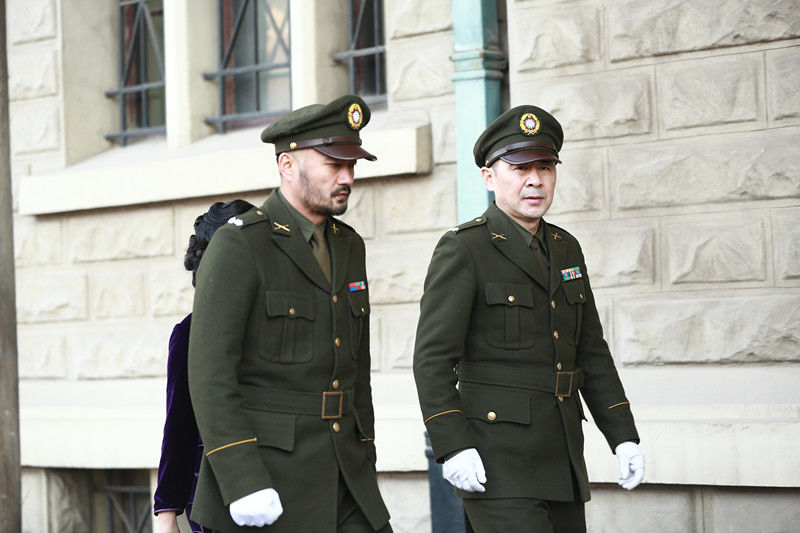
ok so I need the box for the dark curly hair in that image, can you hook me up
[184,199,254,286]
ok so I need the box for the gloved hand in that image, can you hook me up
[229,488,283,527]
[443,448,487,492]
[615,441,645,490]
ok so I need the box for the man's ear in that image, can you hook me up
[481,166,495,192]
[277,152,296,181]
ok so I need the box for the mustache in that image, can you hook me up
[520,190,545,199]
[332,185,351,196]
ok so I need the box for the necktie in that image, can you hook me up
[530,236,550,289]
[310,224,331,283]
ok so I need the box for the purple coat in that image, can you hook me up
[153,314,209,532]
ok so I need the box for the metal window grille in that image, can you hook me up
[204,0,292,133]
[105,0,166,146]
[331,0,386,105]
[93,471,152,533]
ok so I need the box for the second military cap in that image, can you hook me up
[261,94,376,161]
[473,105,563,168]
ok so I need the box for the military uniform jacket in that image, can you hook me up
[187,192,389,532]
[413,202,639,502]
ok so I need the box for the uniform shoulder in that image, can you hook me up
[444,215,487,235]
[226,206,268,229]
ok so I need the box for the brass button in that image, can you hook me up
[553,330,559,340]
[256,210,263,216]
[474,218,481,222]
[557,362,562,370]
[289,141,297,149]
[579,293,584,300]
[361,307,366,314]
[334,337,341,347]
[332,379,340,389]
[551,300,556,309]
[558,397,564,402]
[487,411,497,421]
[289,307,296,316]
[508,295,515,302]
[332,422,341,432]
[332,294,338,303]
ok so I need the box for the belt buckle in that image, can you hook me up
[321,391,344,419]
[555,371,574,399]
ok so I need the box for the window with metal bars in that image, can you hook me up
[105,0,166,146]
[204,0,292,133]
[331,0,386,106]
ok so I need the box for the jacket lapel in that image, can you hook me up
[544,220,567,297]
[327,220,351,295]
[485,204,550,291]
[263,193,331,291]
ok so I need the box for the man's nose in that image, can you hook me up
[339,166,355,185]
[525,169,544,187]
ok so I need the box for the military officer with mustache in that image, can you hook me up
[413,106,644,532]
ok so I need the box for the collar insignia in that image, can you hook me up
[331,223,339,234]
[491,232,507,240]
[273,221,291,232]
[551,232,562,241]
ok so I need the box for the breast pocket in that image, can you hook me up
[484,282,536,349]
[261,291,314,363]
[562,280,586,345]
[347,291,369,359]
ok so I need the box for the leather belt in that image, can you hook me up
[240,385,354,419]
[456,362,584,399]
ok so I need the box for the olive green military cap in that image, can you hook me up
[473,105,563,167]
[260,94,377,161]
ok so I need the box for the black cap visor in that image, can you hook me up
[499,148,561,166]
[314,144,377,161]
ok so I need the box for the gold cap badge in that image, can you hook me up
[520,112,541,135]
[347,103,364,130]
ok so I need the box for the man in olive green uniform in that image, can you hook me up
[413,106,644,532]
[188,95,391,532]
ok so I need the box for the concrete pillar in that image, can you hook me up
[0,0,22,529]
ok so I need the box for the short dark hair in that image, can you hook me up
[184,199,254,286]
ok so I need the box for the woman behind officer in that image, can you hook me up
[153,200,254,533]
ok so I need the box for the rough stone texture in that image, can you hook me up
[7,0,57,44]
[608,0,800,62]
[768,48,800,121]
[701,486,800,532]
[339,186,377,240]
[21,468,47,533]
[388,33,454,103]
[377,473,431,533]
[562,223,656,288]
[149,266,194,318]
[586,483,698,533]
[8,47,59,100]
[9,98,61,154]
[616,294,800,364]
[47,469,92,533]
[510,6,600,71]
[381,165,457,234]
[429,100,457,164]
[549,149,605,215]
[72,323,172,379]
[17,330,68,378]
[518,71,652,141]
[774,209,800,280]
[666,218,766,284]
[659,56,761,130]
[13,214,62,266]
[613,133,800,209]
[381,304,420,370]
[386,0,451,38]
[90,271,146,319]
[66,207,174,262]
[366,238,438,304]
[16,273,88,323]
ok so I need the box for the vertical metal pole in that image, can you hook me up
[0,0,22,529]
[451,0,505,223]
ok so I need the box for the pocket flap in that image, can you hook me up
[249,410,296,452]
[347,291,370,317]
[484,282,534,308]
[562,280,587,305]
[461,385,531,425]
[265,291,314,320]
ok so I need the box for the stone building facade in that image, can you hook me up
[7,0,800,531]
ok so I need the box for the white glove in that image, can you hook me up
[615,441,645,490]
[443,448,487,493]
[229,488,283,527]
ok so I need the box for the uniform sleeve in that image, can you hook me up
[353,238,377,465]
[153,319,198,515]
[187,225,274,504]
[574,245,640,451]
[412,232,478,462]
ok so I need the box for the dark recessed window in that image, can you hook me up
[205,0,292,133]
[105,0,166,146]
[332,0,386,106]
